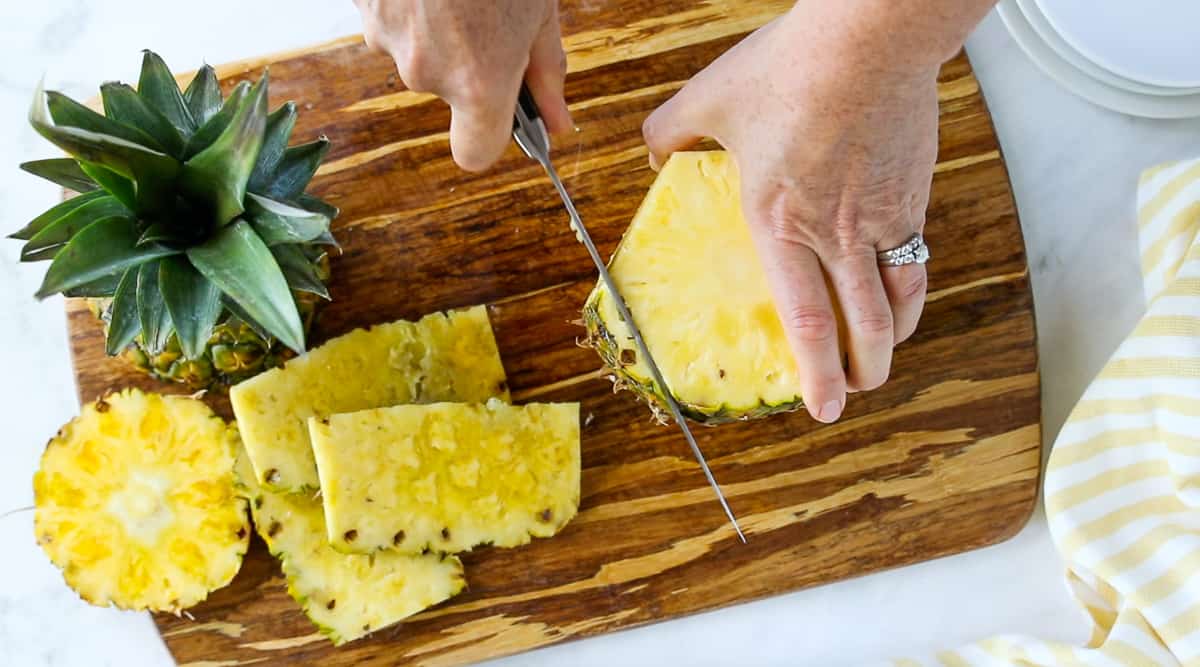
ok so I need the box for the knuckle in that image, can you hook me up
[899,269,927,300]
[854,313,893,339]
[783,305,838,343]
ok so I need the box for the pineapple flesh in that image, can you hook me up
[231,305,509,492]
[583,151,806,424]
[33,389,249,612]
[234,448,464,645]
[309,399,580,555]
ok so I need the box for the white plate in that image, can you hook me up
[1016,0,1200,97]
[1035,0,1200,89]
[997,0,1200,119]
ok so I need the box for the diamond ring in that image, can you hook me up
[877,233,930,267]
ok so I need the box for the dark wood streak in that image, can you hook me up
[62,1,1040,664]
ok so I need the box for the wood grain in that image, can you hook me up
[63,1,1041,664]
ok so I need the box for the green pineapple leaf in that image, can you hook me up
[63,272,123,298]
[183,64,222,126]
[100,82,185,158]
[45,90,165,152]
[30,84,179,216]
[295,193,339,219]
[245,193,329,246]
[76,162,138,211]
[160,256,222,359]
[19,159,98,193]
[137,50,196,136]
[136,260,173,355]
[35,215,177,298]
[248,102,297,193]
[106,268,142,356]
[21,194,130,261]
[260,137,329,202]
[186,219,304,353]
[180,74,267,226]
[138,222,185,247]
[183,81,249,159]
[271,244,331,299]
[220,296,270,341]
[9,190,107,240]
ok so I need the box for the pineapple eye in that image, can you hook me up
[267,522,282,538]
[619,349,636,365]
[326,599,336,610]
[392,531,405,546]
[343,529,358,542]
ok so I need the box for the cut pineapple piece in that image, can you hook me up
[234,449,463,645]
[309,399,580,554]
[34,389,248,612]
[231,305,509,492]
[583,151,807,424]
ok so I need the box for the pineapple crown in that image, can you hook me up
[11,50,338,359]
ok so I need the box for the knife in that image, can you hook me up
[512,84,746,543]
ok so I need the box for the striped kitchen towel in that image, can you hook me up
[902,157,1200,666]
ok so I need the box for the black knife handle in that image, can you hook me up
[517,83,541,123]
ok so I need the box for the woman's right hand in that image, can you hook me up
[353,0,573,171]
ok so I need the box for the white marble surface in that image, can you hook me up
[3,3,1199,665]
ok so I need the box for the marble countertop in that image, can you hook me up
[3,2,1199,665]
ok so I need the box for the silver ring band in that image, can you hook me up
[877,233,929,267]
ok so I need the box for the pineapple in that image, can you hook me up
[33,389,249,612]
[583,151,807,424]
[10,51,338,391]
[231,305,509,493]
[233,448,464,645]
[309,399,580,555]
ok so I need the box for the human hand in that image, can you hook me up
[353,0,573,171]
[642,3,984,423]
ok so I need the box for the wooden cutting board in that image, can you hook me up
[64,1,1041,664]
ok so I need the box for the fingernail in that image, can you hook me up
[648,153,661,172]
[815,399,842,423]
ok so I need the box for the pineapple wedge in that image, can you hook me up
[583,151,809,424]
[34,389,249,613]
[231,306,509,492]
[309,399,580,554]
[234,449,464,645]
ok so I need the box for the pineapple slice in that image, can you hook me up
[231,305,509,492]
[234,449,464,645]
[33,389,249,612]
[309,399,580,554]
[583,151,808,424]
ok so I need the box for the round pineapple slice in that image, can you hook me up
[33,389,249,613]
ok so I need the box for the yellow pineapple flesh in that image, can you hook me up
[583,151,808,424]
[231,305,509,492]
[309,399,580,555]
[233,449,464,645]
[33,389,249,612]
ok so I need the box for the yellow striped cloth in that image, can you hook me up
[897,157,1200,666]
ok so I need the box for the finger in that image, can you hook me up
[826,247,894,392]
[642,85,708,171]
[752,230,848,423]
[526,9,573,135]
[447,83,522,172]
[881,263,927,344]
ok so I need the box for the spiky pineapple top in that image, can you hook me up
[12,51,338,364]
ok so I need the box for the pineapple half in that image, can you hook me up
[309,399,580,555]
[231,305,509,493]
[583,151,806,424]
[10,51,338,391]
[234,448,464,645]
[34,389,249,613]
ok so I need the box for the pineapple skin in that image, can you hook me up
[33,389,249,613]
[233,448,464,645]
[582,151,807,425]
[309,399,580,555]
[231,305,509,493]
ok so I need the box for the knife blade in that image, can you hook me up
[512,84,746,543]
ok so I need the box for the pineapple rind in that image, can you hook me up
[582,151,808,425]
[234,449,464,646]
[34,389,249,612]
[309,400,580,555]
[231,305,509,493]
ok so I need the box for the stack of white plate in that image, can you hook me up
[997,0,1200,118]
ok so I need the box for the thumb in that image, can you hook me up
[642,83,710,171]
